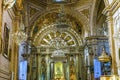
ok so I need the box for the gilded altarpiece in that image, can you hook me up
[25,24,85,80]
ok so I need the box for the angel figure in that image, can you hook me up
[3,0,16,9]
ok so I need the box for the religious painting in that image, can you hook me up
[54,62,64,79]
[70,59,77,80]
[3,23,10,59]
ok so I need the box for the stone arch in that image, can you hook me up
[29,7,89,34]
[33,24,83,46]
[90,0,106,35]
[103,0,110,7]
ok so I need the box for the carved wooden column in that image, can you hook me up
[46,49,50,80]
[37,54,41,80]
[47,56,50,80]
[12,15,21,80]
[66,55,70,80]
[75,47,79,80]
[102,0,119,74]
[79,47,84,80]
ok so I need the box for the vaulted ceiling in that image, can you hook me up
[18,0,105,38]
[23,0,92,29]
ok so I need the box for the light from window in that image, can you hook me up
[113,8,120,34]
[108,0,113,4]
[53,0,66,2]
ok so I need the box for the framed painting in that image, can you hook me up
[3,23,10,59]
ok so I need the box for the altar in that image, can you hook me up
[27,46,84,80]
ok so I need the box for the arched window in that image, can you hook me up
[18,42,28,80]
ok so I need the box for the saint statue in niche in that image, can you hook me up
[70,58,77,80]
[56,67,62,74]
[41,58,46,80]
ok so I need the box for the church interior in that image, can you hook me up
[0,0,120,80]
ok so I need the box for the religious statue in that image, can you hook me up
[70,58,77,80]
[3,0,16,9]
[16,0,24,10]
[41,58,46,80]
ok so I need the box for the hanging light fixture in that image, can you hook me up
[98,47,110,62]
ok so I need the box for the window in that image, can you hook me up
[108,0,113,4]
[53,0,66,2]
[113,8,120,34]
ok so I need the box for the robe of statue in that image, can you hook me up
[41,59,46,80]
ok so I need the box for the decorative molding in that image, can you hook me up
[75,3,91,11]
[74,1,92,21]
[7,8,15,20]
[85,36,108,45]
[27,2,44,26]
[103,0,109,7]
[80,8,90,20]
[33,24,83,46]
[102,0,119,15]
[3,0,16,10]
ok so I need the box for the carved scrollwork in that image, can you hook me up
[3,0,16,9]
